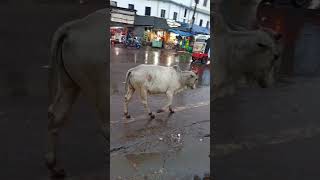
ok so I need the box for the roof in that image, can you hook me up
[111,6,137,12]
[134,15,170,30]
[173,21,210,35]
[191,24,210,35]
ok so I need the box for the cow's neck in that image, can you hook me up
[175,72,188,93]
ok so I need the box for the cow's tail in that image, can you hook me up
[48,21,74,103]
[124,70,132,92]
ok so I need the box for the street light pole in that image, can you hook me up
[190,0,198,33]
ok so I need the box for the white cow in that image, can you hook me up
[123,64,198,119]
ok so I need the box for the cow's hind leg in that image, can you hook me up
[124,87,135,118]
[157,90,174,113]
[139,88,155,119]
[45,86,79,178]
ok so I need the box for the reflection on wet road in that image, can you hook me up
[110,46,210,179]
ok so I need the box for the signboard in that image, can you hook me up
[166,19,181,28]
[111,8,135,25]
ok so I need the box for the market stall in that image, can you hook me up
[110,26,126,43]
[134,15,170,48]
[110,6,136,44]
[168,29,193,51]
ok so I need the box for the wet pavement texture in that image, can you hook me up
[213,76,320,180]
[110,46,210,179]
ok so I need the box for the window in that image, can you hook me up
[128,4,134,10]
[161,9,166,18]
[173,12,178,20]
[203,0,207,7]
[184,8,187,17]
[206,21,209,28]
[145,7,151,16]
[199,19,203,27]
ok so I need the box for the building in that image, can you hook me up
[111,0,210,29]
[110,5,137,43]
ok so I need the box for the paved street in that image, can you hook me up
[213,76,320,180]
[110,46,210,179]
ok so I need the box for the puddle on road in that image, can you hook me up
[110,112,210,179]
[110,131,210,179]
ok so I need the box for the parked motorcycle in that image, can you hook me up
[124,37,141,49]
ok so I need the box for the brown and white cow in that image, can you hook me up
[123,64,198,119]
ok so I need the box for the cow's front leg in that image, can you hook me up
[140,88,155,119]
[157,91,174,113]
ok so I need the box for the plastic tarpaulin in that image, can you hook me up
[168,29,193,37]
[191,24,210,35]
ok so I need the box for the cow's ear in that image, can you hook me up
[173,65,181,72]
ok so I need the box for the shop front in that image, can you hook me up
[150,29,168,48]
[110,7,136,44]
[134,15,170,48]
[168,29,193,51]
[110,26,126,43]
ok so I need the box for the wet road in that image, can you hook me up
[213,76,320,180]
[110,46,210,179]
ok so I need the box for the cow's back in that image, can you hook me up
[129,65,179,93]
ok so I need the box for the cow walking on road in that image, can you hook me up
[124,64,198,119]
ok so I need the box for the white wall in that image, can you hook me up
[113,0,210,28]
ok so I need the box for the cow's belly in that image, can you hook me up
[145,84,168,94]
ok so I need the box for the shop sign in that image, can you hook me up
[166,19,181,28]
[111,8,135,25]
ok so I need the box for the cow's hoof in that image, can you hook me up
[149,113,155,119]
[124,113,131,119]
[50,167,66,178]
[169,109,175,114]
[157,109,164,113]
[46,158,67,178]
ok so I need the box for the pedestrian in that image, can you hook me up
[182,37,186,48]
[126,30,133,45]
[161,36,165,48]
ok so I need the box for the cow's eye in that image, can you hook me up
[190,74,194,78]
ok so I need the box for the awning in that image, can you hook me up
[168,29,193,37]
[175,21,210,35]
[110,21,134,27]
[191,24,210,35]
[134,15,170,30]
